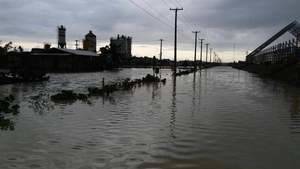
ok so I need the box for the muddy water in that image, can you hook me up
[0,67,299,169]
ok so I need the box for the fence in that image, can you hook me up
[249,39,299,64]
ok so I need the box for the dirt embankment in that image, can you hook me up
[232,63,300,85]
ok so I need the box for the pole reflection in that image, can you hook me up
[290,94,300,134]
[170,75,177,139]
[198,70,202,107]
[191,72,196,116]
[151,82,161,101]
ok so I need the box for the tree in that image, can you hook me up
[0,42,12,67]
[100,45,111,55]
[4,42,13,52]
[18,46,23,52]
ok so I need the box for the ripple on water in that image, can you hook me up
[1,67,300,169]
[137,157,237,169]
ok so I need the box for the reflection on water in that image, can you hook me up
[0,67,300,169]
[28,92,53,115]
[170,75,176,140]
[0,117,15,131]
[0,95,20,131]
[289,94,300,134]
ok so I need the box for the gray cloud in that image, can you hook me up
[0,0,299,60]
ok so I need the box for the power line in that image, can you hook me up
[178,28,194,41]
[167,0,180,8]
[135,0,186,44]
[166,0,193,29]
[171,0,199,31]
[160,0,191,30]
[162,0,175,8]
[173,0,182,7]
[166,0,198,41]
[141,0,173,24]
[178,15,195,31]
[127,0,173,29]
[133,39,163,43]
[158,0,195,43]
[129,0,203,61]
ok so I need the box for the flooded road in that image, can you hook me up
[0,66,300,169]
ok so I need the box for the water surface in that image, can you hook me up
[0,67,299,169]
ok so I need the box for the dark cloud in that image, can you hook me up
[186,0,299,29]
[0,0,299,61]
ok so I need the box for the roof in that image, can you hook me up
[86,31,96,37]
[55,48,98,56]
[247,20,300,58]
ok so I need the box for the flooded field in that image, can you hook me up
[0,67,299,169]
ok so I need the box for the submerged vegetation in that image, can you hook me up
[51,74,166,103]
[0,95,19,115]
[0,95,20,131]
[51,90,89,103]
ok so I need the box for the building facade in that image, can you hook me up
[110,35,132,59]
[8,48,104,72]
[83,31,97,52]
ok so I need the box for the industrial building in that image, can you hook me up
[2,26,134,72]
[110,35,132,59]
[8,48,103,72]
[5,26,104,72]
[246,21,300,64]
[83,31,97,52]
[58,25,66,48]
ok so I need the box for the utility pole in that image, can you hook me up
[296,34,299,57]
[199,38,204,68]
[210,48,213,63]
[297,33,299,47]
[192,31,200,70]
[205,43,209,64]
[170,8,183,72]
[214,52,217,63]
[159,39,163,68]
[233,43,236,62]
[75,40,79,50]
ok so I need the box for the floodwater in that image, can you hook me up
[0,66,300,169]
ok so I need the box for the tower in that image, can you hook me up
[126,36,132,57]
[83,30,97,52]
[110,35,132,59]
[58,25,66,48]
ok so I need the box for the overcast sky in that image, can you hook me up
[0,0,299,62]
